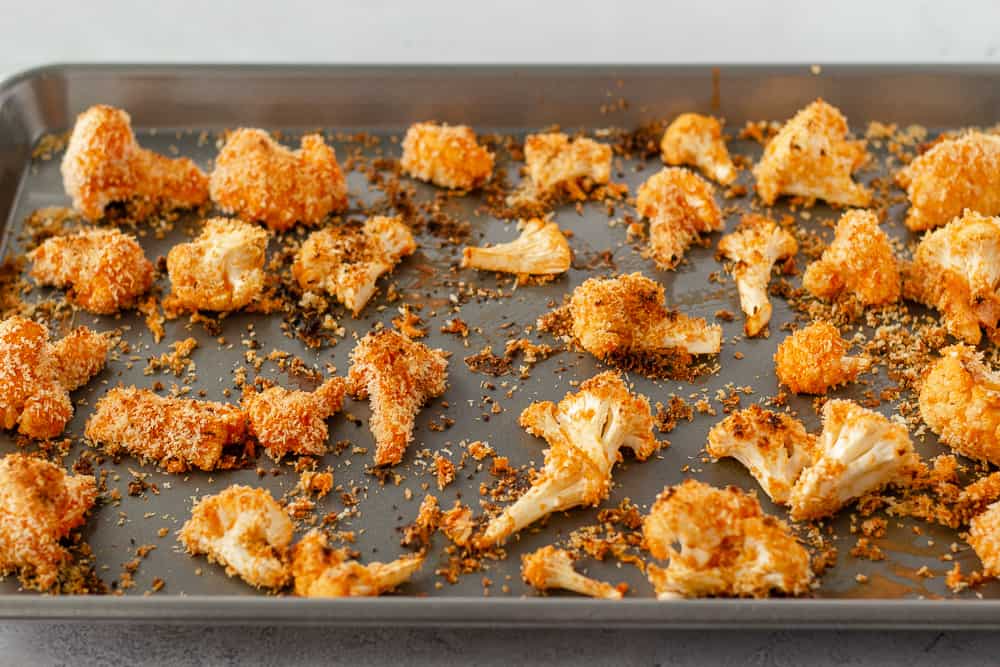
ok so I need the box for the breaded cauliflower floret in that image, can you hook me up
[60,105,209,221]
[635,167,723,270]
[166,217,267,312]
[477,371,657,548]
[179,485,293,590]
[210,129,347,231]
[520,132,611,199]
[85,387,246,473]
[896,132,1000,231]
[291,529,424,597]
[643,480,812,599]
[521,545,623,599]
[292,215,416,315]
[243,377,348,461]
[29,228,154,314]
[774,321,870,395]
[0,317,109,440]
[400,121,494,190]
[348,330,449,467]
[918,344,1000,465]
[803,209,900,306]
[903,209,1000,345]
[660,113,737,185]
[461,218,571,279]
[717,214,798,336]
[0,454,96,591]
[788,400,920,521]
[707,405,817,504]
[968,501,1000,576]
[752,99,871,207]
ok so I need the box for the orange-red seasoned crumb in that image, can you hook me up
[635,167,722,269]
[400,122,494,190]
[291,529,424,597]
[243,377,348,461]
[660,113,737,185]
[521,545,623,599]
[774,321,870,395]
[520,132,611,199]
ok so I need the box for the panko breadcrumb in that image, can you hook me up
[291,529,424,597]
[521,545,622,599]
[774,321,870,395]
[635,167,723,270]
[243,377,348,461]
[519,132,611,199]
[968,501,1000,577]
[400,122,494,190]
[461,218,571,279]
[660,113,737,185]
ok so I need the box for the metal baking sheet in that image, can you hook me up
[2,64,1000,627]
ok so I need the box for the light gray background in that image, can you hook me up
[4,1,1000,664]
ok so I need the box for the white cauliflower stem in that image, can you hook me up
[522,545,622,599]
[461,218,571,279]
[292,529,424,597]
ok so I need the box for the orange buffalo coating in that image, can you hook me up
[774,321,870,395]
[242,377,348,461]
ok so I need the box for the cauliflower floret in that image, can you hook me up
[968,501,1000,576]
[210,128,347,231]
[918,344,1000,465]
[60,104,209,221]
[903,209,1000,345]
[179,485,293,589]
[635,167,723,270]
[461,218,571,279]
[803,209,901,306]
[29,228,154,314]
[774,321,870,395]
[166,217,267,312]
[717,214,798,336]
[348,330,449,467]
[400,121,494,190]
[642,479,812,599]
[291,529,424,597]
[242,377,348,461]
[752,99,871,207]
[896,132,1000,232]
[0,453,96,591]
[292,215,416,315]
[660,113,737,185]
[519,132,611,199]
[521,545,623,599]
[706,405,817,504]
[788,399,920,521]
[476,371,657,548]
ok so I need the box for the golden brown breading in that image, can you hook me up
[291,529,424,597]
[460,218,571,279]
[635,167,723,270]
[60,104,209,221]
[521,132,612,199]
[179,485,293,589]
[400,121,494,190]
[242,377,348,461]
[166,217,267,312]
[521,545,622,599]
[896,132,1000,232]
[0,454,96,591]
[0,316,109,440]
[292,215,416,315]
[347,330,449,467]
[85,387,246,473]
[660,113,737,185]
[28,228,154,314]
[752,99,871,207]
[968,501,1000,576]
[774,321,870,395]
[209,129,347,231]
[643,479,812,599]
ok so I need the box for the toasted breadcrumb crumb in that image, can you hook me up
[518,132,611,200]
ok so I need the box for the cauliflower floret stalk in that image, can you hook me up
[717,214,798,336]
[635,167,723,270]
[461,218,572,281]
[660,113,737,185]
[292,529,424,597]
[788,400,920,521]
[521,545,623,599]
[475,372,658,549]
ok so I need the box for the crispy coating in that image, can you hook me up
[904,209,1000,345]
[521,545,622,599]
[166,217,267,312]
[60,104,209,221]
[0,317,109,440]
[292,529,424,597]
[29,228,154,314]
[0,454,96,591]
[521,132,611,199]
[718,214,798,336]
[179,485,293,589]
[643,480,812,599]
[348,330,449,467]
[477,372,657,548]
[461,218,571,278]
[660,113,737,185]
[635,167,723,269]
[210,129,347,231]
[774,321,870,395]
[292,215,416,315]
[400,121,494,190]
[243,377,348,461]
[85,387,246,473]
[896,132,1000,232]
[752,99,871,207]
[968,501,1000,576]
